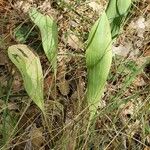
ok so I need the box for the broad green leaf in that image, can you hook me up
[86,12,112,119]
[106,0,131,39]
[8,44,44,111]
[29,8,58,75]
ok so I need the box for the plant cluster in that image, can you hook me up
[4,0,148,149]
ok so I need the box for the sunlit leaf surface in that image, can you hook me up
[29,8,58,75]
[106,0,131,39]
[8,44,44,111]
[86,12,112,119]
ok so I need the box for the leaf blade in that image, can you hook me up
[8,44,44,111]
[29,8,58,75]
[106,0,132,39]
[86,12,112,118]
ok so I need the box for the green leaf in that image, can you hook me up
[8,44,44,111]
[106,0,131,39]
[29,8,58,75]
[117,0,132,15]
[86,12,112,119]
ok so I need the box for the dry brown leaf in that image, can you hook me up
[127,120,140,136]
[135,57,148,66]
[70,91,78,100]
[7,102,19,110]
[58,79,70,96]
[12,74,23,92]
[0,51,8,65]
[44,75,53,92]
[129,16,146,38]
[144,49,150,57]
[39,0,51,11]
[44,100,64,120]
[67,34,82,50]
[29,125,45,149]
[133,76,146,87]
[144,147,150,150]
[146,135,150,148]
[112,45,130,57]
[0,100,18,111]
[120,101,134,123]
[14,1,31,13]
[88,2,102,12]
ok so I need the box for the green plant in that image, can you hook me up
[8,7,59,116]
[106,0,132,39]
[8,44,44,112]
[86,12,112,121]
[29,8,58,76]
[85,0,132,127]
[3,1,149,149]
[7,2,133,129]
